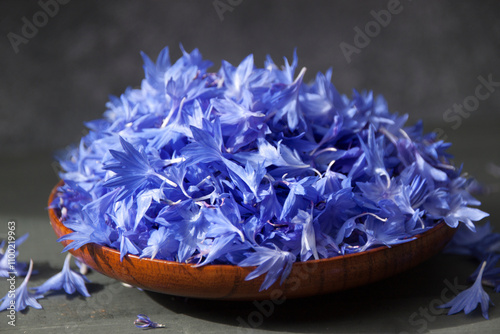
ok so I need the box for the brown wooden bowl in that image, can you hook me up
[48,181,456,301]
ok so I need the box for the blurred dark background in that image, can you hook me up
[1,0,499,155]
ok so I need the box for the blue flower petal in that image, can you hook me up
[438,261,493,319]
[34,254,90,297]
[0,260,43,312]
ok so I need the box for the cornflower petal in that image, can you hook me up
[438,261,493,319]
[0,260,43,312]
[134,314,165,329]
[34,253,90,297]
[239,246,295,291]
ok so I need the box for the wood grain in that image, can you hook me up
[48,181,456,300]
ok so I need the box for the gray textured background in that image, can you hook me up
[1,0,499,157]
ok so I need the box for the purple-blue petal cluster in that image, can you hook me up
[53,46,488,290]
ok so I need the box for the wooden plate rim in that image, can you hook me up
[48,180,456,300]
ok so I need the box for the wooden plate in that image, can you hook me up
[48,181,456,301]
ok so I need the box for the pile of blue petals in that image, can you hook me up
[53,47,488,291]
